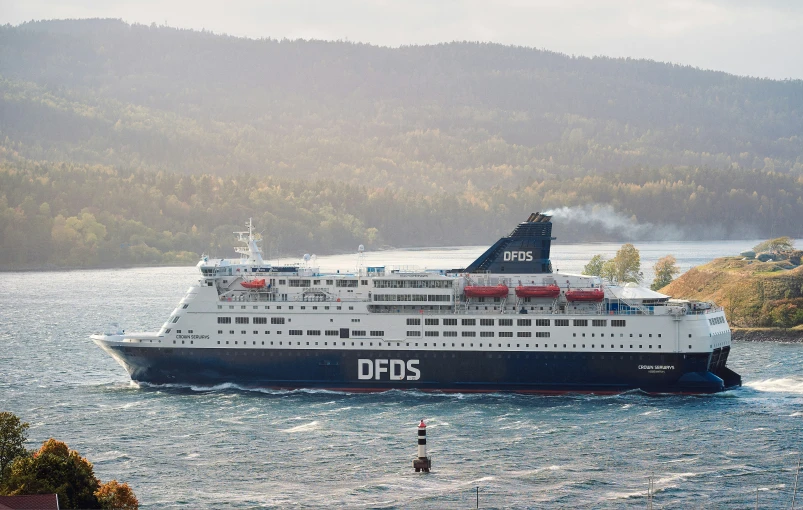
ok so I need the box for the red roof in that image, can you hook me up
[0,495,60,510]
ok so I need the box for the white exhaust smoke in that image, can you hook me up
[543,204,702,241]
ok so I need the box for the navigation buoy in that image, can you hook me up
[412,419,432,473]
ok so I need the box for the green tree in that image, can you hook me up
[0,412,29,486]
[4,439,101,509]
[582,254,607,276]
[651,255,680,290]
[601,243,642,284]
[753,236,795,253]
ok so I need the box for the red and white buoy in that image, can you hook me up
[413,419,432,472]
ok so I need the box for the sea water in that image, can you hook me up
[1,241,802,508]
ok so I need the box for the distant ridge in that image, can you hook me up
[1,18,801,188]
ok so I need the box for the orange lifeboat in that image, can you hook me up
[241,278,266,289]
[464,284,509,298]
[515,284,560,299]
[565,288,604,302]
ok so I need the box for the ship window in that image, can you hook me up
[536,319,550,327]
[289,306,294,310]
[349,306,354,310]
[689,334,692,338]
[182,304,189,309]
[425,318,439,325]
[254,317,267,325]
[229,306,233,309]
[658,345,662,349]
[658,334,661,338]
[689,345,692,349]
[171,317,180,323]
[639,334,642,337]
[236,317,249,324]
[480,319,494,326]
[229,330,234,334]
[612,320,626,327]
[253,330,258,334]
[573,319,588,326]
[555,319,569,327]
[517,332,531,337]
[337,306,341,310]
[499,319,513,327]
[218,305,222,309]
[592,319,607,327]
[639,345,643,348]
[573,333,576,337]
[517,319,531,327]
[649,334,652,337]
[407,318,421,326]
[217,341,220,344]
[301,306,305,310]
[620,345,623,348]
[480,332,494,337]
[218,330,222,334]
[649,345,652,348]
[241,330,246,334]
[462,319,476,326]
[226,341,229,344]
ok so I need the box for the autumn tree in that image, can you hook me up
[753,236,795,253]
[601,244,642,284]
[582,254,606,276]
[95,480,139,510]
[651,255,680,291]
[4,439,101,509]
[0,412,29,486]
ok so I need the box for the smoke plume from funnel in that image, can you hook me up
[544,204,695,241]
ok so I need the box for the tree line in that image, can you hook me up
[3,158,803,268]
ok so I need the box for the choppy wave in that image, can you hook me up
[745,377,803,394]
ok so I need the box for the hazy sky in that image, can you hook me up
[3,0,802,80]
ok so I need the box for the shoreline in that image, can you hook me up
[732,328,803,343]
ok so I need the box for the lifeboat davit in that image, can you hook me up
[464,284,509,298]
[515,284,560,299]
[241,279,266,289]
[565,288,604,302]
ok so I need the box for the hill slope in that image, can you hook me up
[661,258,803,328]
[1,18,802,191]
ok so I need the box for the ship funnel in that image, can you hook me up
[464,212,555,274]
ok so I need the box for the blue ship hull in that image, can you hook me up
[99,342,741,394]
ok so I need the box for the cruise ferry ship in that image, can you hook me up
[92,213,742,394]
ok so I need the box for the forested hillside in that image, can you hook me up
[2,19,802,188]
[1,19,803,268]
[3,156,802,268]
